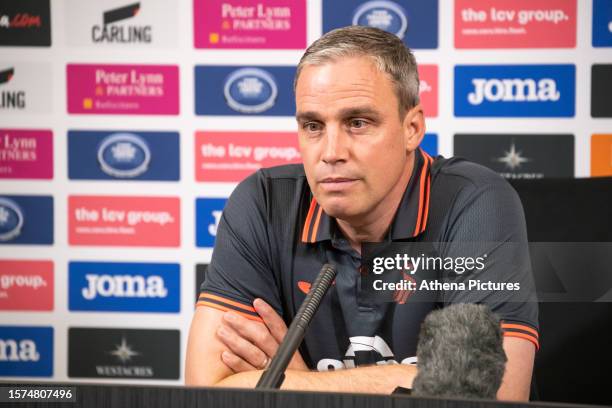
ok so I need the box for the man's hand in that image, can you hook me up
[217,298,309,373]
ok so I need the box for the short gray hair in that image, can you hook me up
[295,26,420,115]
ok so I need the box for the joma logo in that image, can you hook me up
[81,274,167,300]
[0,338,39,362]
[468,78,560,105]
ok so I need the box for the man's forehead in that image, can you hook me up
[296,56,385,94]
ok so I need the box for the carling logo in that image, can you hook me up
[69,262,179,313]
[196,131,301,182]
[0,63,52,113]
[68,196,180,247]
[418,65,437,118]
[68,328,179,379]
[592,0,612,47]
[195,65,295,116]
[454,134,574,179]
[194,0,306,49]
[455,0,576,48]
[66,64,179,115]
[0,326,53,377]
[0,260,53,311]
[0,196,53,245]
[323,0,438,49]
[65,0,177,47]
[0,0,51,46]
[0,129,53,179]
[454,65,575,117]
[68,130,179,181]
[196,198,228,248]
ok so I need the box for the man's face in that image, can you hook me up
[295,56,419,223]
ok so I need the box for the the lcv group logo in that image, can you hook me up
[65,0,177,47]
[454,0,576,48]
[0,260,53,311]
[194,0,306,49]
[454,64,575,117]
[0,129,53,179]
[68,196,180,247]
[68,131,179,181]
[69,262,180,313]
[195,65,295,116]
[0,326,53,377]
[67,64,179,115]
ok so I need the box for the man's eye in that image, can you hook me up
[304,122,321,132]
[350,119,367,129]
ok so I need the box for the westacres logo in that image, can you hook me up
[195,65,295,116]
[69,261,180,313]
[454,64,575,117]
[454,134,574,179]
[68,328,179,379]
[323,0,438,49]
[0,0,51,46]
[0,326,53,377]
[68,130,179,181]
[0,195,53,245]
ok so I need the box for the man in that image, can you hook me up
[186,26,538,400]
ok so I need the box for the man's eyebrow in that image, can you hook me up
[295,111,321,122]
[338,107,381,119]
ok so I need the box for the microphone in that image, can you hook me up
[256,263,337,389]
[411,303,507,399]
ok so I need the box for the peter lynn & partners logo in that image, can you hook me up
[97,133,151,178]
[0,197,24,241]
[92,2,151,43]
[352,0,408,39]
[223,68,278,114]
[0,67,25,110]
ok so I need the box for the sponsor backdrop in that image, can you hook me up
[0,0,610,385]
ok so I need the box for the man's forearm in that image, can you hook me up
[215,364,417,394]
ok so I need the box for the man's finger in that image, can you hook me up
[216,323,269,369]
[221,350,258,373]
[222,312,278,358]
[253,298,288,344]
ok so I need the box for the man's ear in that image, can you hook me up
[402,104,426,153]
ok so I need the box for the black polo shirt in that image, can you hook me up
[198,149,539,370]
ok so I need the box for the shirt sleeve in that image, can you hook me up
[438,167,540,349]
[197,172,282,322]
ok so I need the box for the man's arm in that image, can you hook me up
[185,305,416,393]
[497,337,536,401]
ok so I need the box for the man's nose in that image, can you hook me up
[321,126,349,164]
